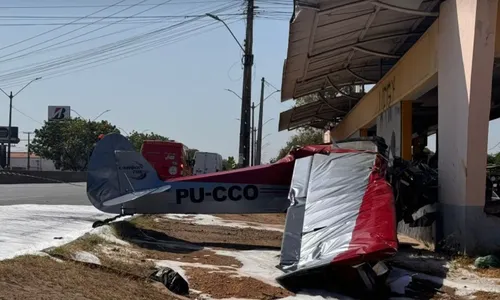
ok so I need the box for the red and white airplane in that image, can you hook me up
[87,133,398,294]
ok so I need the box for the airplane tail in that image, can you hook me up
[86,133,170,213]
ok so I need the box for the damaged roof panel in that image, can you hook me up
[281,0,441,104]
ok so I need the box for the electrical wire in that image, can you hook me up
[0,0,129,53]
[0,1,238,9]
[0,4,242,87]
[264,79,280,92]
[0,0,156,63]
[4,18,242,89]
[11,105,43,125]
[0,2,239,81]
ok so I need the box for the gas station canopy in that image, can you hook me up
[279,0,441,130]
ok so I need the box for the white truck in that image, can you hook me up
[193,152,223,175]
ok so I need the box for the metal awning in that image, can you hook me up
[279,93,364,131]
[281,0,441,103]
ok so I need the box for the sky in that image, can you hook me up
[0,0,295,163]
[4,0,500,163]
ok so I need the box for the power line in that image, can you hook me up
[0,5,238,84]
[6,18,244,89]
[0,1,237,9]
[0,2,239,68]
[0,4,241,87]
[11,106,43,125]
[0,0,129,53]
[0,0,153,62]
[264,79,280,92]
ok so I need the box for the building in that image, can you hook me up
[278,0,500,254]
[10,152,57,171]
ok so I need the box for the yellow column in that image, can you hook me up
[359,128,368,137]
[401,101,412,160]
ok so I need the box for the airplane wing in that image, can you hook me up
[277,149,397,289]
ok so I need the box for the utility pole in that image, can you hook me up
[238,0,255,167]
[255,77,265,166]
[251,102,256,166]
[7,92,13,169]
[0,77,41,169]
[23,131,33,170]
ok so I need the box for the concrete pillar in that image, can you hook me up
[438,0,499,254]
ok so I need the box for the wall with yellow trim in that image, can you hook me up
[331,20,439,140]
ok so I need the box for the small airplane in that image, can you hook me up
[87,133,398,295]
[87,133,303,217]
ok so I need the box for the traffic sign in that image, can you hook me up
[0,126,20,144]
[48,105,71,121]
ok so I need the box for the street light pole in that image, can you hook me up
[207,0,254,167]
[0,77,41,169]
[23,131,34,170]
[251,102,256,166]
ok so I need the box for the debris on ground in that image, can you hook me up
[149,267,189,296]
[474,255,500,269]
[3,208,500,299]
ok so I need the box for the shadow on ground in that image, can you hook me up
[112,220,282,255]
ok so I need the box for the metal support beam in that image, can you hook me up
[331,20,439,140]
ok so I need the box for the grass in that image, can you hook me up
[1,214,291,300]
[0,255,176,300]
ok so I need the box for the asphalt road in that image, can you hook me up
[0,183,89,206]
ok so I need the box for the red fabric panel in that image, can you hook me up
[332,155,398,265]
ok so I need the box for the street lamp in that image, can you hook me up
[0,76,41,169]
[92,109,111,122]
[208,12,253,167]
[71,109,111,122]
[206,14,244,52]
[118,127,130,136]
[263,118,274,126]
[224,88,242,100]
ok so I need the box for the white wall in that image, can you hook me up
[10,157,57,171]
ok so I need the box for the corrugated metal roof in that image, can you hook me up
[279,93,364,131]
[281,0,441,103]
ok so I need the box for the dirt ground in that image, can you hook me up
[0,255,175,300]
[3,213,500,300]
[0,213,289,300]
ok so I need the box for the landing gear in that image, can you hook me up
[92,213,133,228]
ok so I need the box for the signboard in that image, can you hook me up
[0,126,20,144]
[48,106,71,121]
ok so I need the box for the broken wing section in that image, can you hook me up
[279,155,313,268]
[279,151,397,278]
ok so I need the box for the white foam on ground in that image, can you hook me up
[73,251,101,265]
[212,249,284,287]
[0,204,113,260]
[91,225,130,246]
[163,214,284,232]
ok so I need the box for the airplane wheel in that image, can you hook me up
[92,220,105,228]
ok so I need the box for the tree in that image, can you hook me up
[186,148,198,162]
[31,118,119,171]
[127,130,169,152]
[488,154,496,164]
[222,156,236,170]
[273,127,324,162]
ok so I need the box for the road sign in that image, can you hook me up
[48,106,71,121]
[0,126,20,144]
